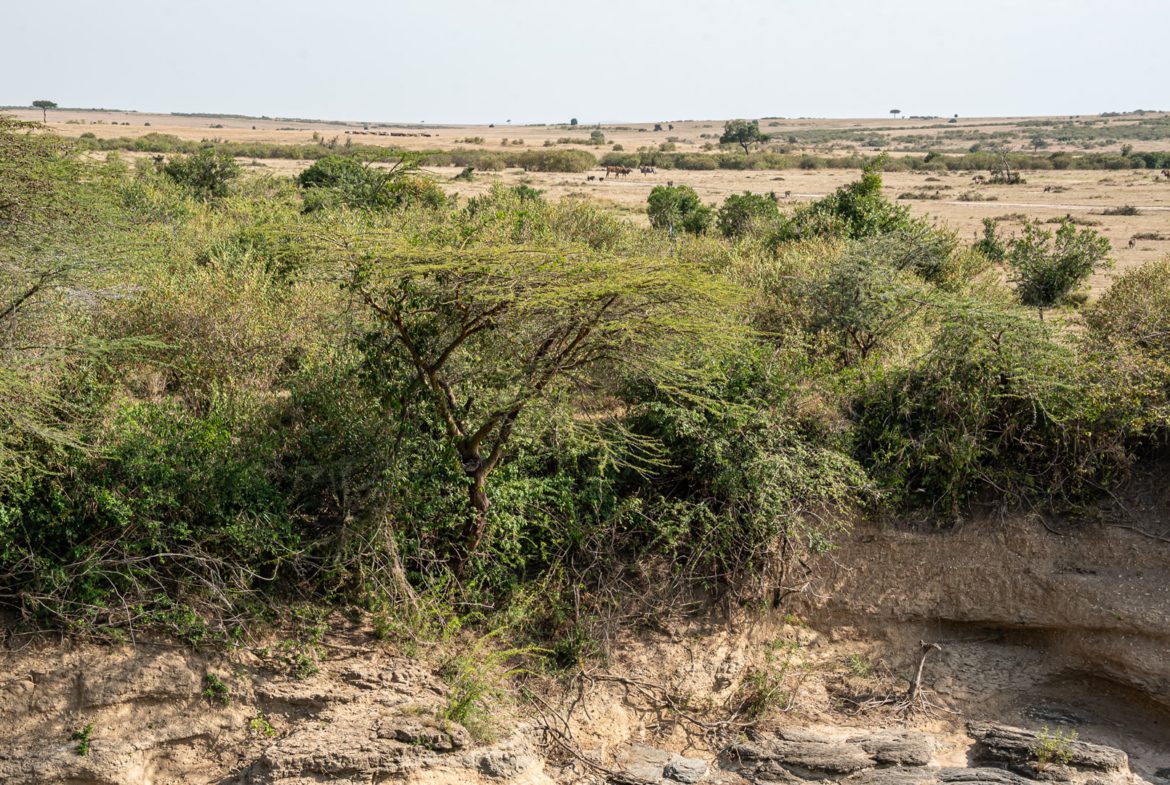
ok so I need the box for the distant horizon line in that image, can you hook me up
[4,104,1167,127]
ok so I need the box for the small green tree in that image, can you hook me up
[716,192,779,239]
[570,118,578,126]
[1007,219,1111,313]
[720,119,769,154]
[589,129,605,145]
[344,236,736,566]
[647,185,712,235]
[974,217,1006,262]
[163,147,240,200]
[32,99,57,122]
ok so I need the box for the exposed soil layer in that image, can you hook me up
[1,513,1166,784]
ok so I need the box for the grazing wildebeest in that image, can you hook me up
[587,175,596,181]
[1162,169,1170,180]
[1043,186,1052,193]
[784,190,792,198]
[640,166,656,174]
[666,180,673,187]
[1129,237,1137,248]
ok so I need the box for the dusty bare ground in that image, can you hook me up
[0,619,551,785]
[9,107,1170,155]
[2,512,1167,784]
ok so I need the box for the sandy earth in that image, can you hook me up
[8,107,1170,155]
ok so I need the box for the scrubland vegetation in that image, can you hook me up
[3,116,1170,659]
[67,129,1170,174]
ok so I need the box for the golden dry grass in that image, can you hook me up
[16,107,1168,292]
[12,106,1170,155]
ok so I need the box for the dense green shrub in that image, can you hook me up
[853,303,1123,512]
[646,185,712,235]
[1007,219,1111,310]
[1084,258,1170,435]
[620,346,868,579]
[974,217,1006,262]
[762,161,929,250]
[297,154,445,212]
[716,192,780,239]
[163,147,240,200]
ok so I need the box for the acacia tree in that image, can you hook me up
[0,117,116,482]
[343,240,735,567]
[32,99,57,122]
[720,119,768,154]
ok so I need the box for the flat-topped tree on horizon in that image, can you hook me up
[32,100,57,123]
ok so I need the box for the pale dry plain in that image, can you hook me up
[9,107,1169,293]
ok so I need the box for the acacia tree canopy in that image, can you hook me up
[32,99,57,122]
[342,238,739,566]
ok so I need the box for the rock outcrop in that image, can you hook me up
[0,641,549,785]
[722,724,1146,785]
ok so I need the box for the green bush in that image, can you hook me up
[974,217,1006,262]
[772,161,920,244]
[716,192,780,239]
[1007,219,1111,310]
[1084,258,1170,435]
[163,147,240,200]
[620,345,868,579]
[853,302,1124,512]
[297,154,445,212]
[647,185,712,235]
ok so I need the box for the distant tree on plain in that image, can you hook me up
[720,119,768,154]
[32,99,57,122]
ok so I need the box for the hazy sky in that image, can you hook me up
[5,0,1167,123]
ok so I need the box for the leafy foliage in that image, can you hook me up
[342,222,738,564]
[974,217,1006,262]
[774,160,920,243]
[646,184,712,235]
[1007,218,1111,309]
[853,301,1124,512]
[721,119,769,154]
[297,154,445,212]
[716,192,779,239]
[0,124,1165,646]
[164,147,240,200]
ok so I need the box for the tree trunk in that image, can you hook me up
[454,468,490,574]
[466,473,489,554]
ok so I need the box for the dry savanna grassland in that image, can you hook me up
[9,106,1170,294]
